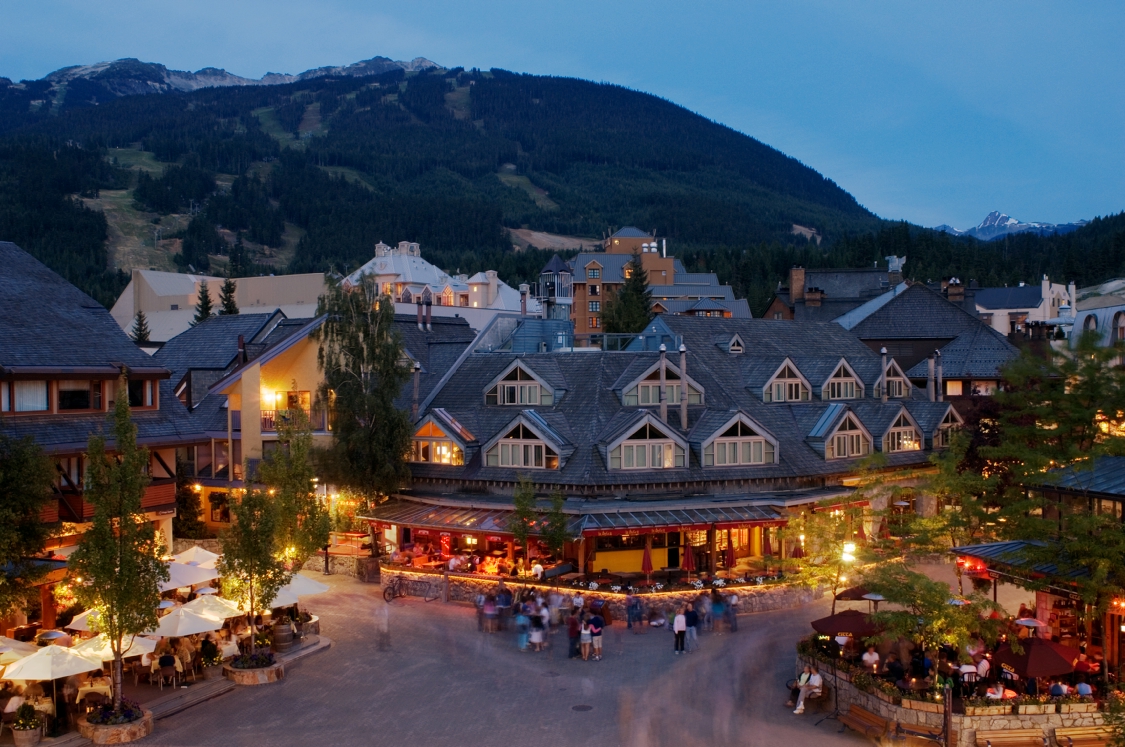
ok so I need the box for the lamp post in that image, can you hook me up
[830,542,857,615]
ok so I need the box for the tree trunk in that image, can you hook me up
[249,583,256,655]
[831,566,841,615]
[113,654,123,711]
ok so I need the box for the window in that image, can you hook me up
[587,268,601,279]
[382,282,393,296]
[442,289,454,307]
[410,422,464,465]
[704,421,775,466]
[728,339,743,354]
[58,380,101,411]
[1115,312,1125,344]
[589,317,600,329]
[485,367,553,406]
[623,268,633,279]
[773,312,783,320]
[827,416,870,459]
[934,410,959,449]
[209,492,231,523]
[1084,315,1098,332]
[764,365,809,402]
[128,380,155,408]
[623,369,702,406]
[886,377,905,398]
[588,301,601,312]
[826,365,858,400]
[459,294,469,307]
[884,414,921,453]
[401,289,413,304]
[485,424,558,469]
[12,381,48,412]
[946,380,963,397]
[589,285,600,297]
[609,423,685,470]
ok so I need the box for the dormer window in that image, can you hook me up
[442,288,454,306]
[764,364,810,403]
[609,423,685,470]
[704,422,776,466]
[623,368,702,406]
[884,414,921,453]
[410,422,464,465]
[934,409,960,449]
[2,381,48,412]
[127,380,156,409]
[58,380,103,411]
[827,415,870,459]
[826,364,859,400]
[486,424,558,469]
[486,367,554,406]
[729,338,744,354]
[882,359,909,399]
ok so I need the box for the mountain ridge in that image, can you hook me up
[933,210,1088,241]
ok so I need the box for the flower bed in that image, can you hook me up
[77,702,154,745]
[224,659,285,686]
[230,651,275,669]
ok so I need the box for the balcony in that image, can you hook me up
[56,479,176,522]
[261,409,329,433]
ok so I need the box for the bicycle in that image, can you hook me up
[383,575,442,603]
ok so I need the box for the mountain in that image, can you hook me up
[34,56,440,100]
[933,210,1088,241]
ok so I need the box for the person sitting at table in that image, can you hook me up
[985,681,1005,700]
[1049,679,1070,697]
[3,687,25,713]
[1074,675,1093,698]
[975,655,991,680]
[861,645,880,672]
[531,560,544,580]
[200,633,219,661]
[24,682,44,699]
[176,636,196,667]
[883,653,905,683]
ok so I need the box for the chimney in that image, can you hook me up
[947,279,965,302]
[412,362,421,420]
[662,239,666,258]
[804,287,823,307]
[237,334,246,364]
[416,299,423,331]
[519,283,528,316]
[927,355,935,402]
[789,267,806,303]
[659,344,668,424]
[679,344,688,429]
[1068,281,1077,311]
[936,351,943,402]
[1042,274,1051,310]
[425,298,432,332]
[485,270,499,306]
[880,347,888,403]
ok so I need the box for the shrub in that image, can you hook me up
[87,698,144,725]
[13,703,40,730]
[231,651,276,669]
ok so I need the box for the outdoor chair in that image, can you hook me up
[82,692,106,713]
[158,664,178,690]
[0,711,15,738]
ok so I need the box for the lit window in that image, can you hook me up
[764,365,809,402]
[609,423,685,470]
[485,424,558,469]
[827,416,870,459]
[442,289,454,306]
[703,422,775,466]
[884,414,921,453]
[623,369,701,406]
[588,301,600,312]
[11,381,48,412]
[934,410,959,449]
[486,367,553,406]
[589,317,600,329]
[826,365,858,400]
[587,268,601,279]
[945,380,963,397]
[409,422,464,465]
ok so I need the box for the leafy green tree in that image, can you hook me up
[192,279,214,326]
[602,251,652,334]
[541,489,571,560]
[0,435,54,616]
[780,496,868,614]
[313,275,412,497]
[218,277,239,315]
[217,489,290,654]
[254,409,329,569]
[129,310,151,343]
[172,457,209,539]
[509,476,536,561]
[69,381,169,712]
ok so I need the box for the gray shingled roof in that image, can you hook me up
[1035,457,1125,497]
[802,268,891,299]
[610,227,653,239]
[905,326,1018,379]
[154,313,281,383]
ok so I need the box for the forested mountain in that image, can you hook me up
[0,61,1121,313]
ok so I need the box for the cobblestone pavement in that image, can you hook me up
[139,573,866,747]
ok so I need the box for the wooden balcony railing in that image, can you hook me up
[261,409,329,432]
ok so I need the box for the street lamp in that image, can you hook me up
[831,542,857,615]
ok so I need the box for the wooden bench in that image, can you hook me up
[839,705,890,740]
[1054,727,1111,747]
[802,683,831,712]
[975,729,1048,747]
[897,722,944,743]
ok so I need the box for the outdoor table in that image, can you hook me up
[31,697,55,717]
[220,641,239,658]
[150,656,183,673]
[75,683,112,703]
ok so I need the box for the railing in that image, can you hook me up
[142,479,176,509]
[261,409,329,432]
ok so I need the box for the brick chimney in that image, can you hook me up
[789,267,806,303]
[804,287,823,307]
[946,279,965,303]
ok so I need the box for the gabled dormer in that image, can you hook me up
[821,358,865,401]
[603,411,689,470]
[408,409,475,466]
[695,412,778,467]
[879,409,923,454]
[878,358,912,399]
[933,407,962,448]
[484,361,557,406]
[807,404,872,460]
[619,360,703,407]
[715,333,745,355]
[762,359,812,403]
[483,410,572,470]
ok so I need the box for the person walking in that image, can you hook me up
[580,617,593,661]
[529,605,546,652]
[567,610,581,659]
[673,607,687,654]
[684,603,700,652]
[497,583,513,631]
[699,592,713,632]
[626,592,641,633]
[516,603,530,652]
[727,591,739,632]
[588,608,605,661]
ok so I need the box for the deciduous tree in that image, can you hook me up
[0,435,54,617]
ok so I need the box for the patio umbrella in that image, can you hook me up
[65,609,101,632]
[237,587,299,613]
[641,544,653,581]
[282,574,330,597]
[993,638,1079,679]
[681,542,696,579]
[790,545,806,559]
[183,595,243,619]
[856,522,867,542]
[161,561,220,592]
[173,546,220,569]
[810,609,880,639]
[0,637,37,665]
[725,541,736,569]
[1015,618,1048,629]
[762,530,773,557]
[1,645,100,681]
[834,584,872,601]
[862,592,886,613]
[195,587,218,595]
[146,607,223,637]
[73,634,157,661]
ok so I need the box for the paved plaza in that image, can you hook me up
[133,574,874,747]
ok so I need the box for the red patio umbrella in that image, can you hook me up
[725,542,736,569]
[993,638,1079,680]
[641,543,653,581]
[681,542,696,579]
[762,530,773,557]
[810,609,880,639]
[856,521,867,542]
[790,545,806,559]
[834,584,872,601]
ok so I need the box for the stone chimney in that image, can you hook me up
[804,287,823,307]
[416,299,423,331]
[936,351,943,402]
[659,344,668,424]
[679,344,688,429]
[519,283,528,316]
[927,355,935,402]
[412,361,421,420]
[789,267,806,303]
[485,270,499,306]
[946,279,965,302]
[1068,281,1077,310]
[1041,274,1051,311]
[880,347,888,403]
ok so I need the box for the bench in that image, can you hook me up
[802,683,831,712]
[839,705,890,740]
[1054,727,1111,747]
[897,722,944,743]
[975,729,1048,747]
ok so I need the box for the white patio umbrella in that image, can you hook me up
[73,634,157,661]
[182,595,242,620]
[281,574,329,597]
[238,587,299,613]
[1015,618,1048,629]
[146,607,223,638]
[195,587,218,595]
[65,609,101,632]
[1,645,101,681]
[161,562,220,592]
[173,546,220,569]
[0,638,37,665]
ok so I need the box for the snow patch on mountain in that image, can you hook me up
[932,211,1088,241]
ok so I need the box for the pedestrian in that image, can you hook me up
[711,590,725,633]
[483,594,498,633]
[529,605,546,652]
[580,616,593,660]
[567,610,581,659]
[626,592,641,632]
[684,602,700,652]
[497,583,513,631]
[699,592,713,631]
[572,591,584,615]
[728,591,739,632]
[588,608,605,661]
[673,607,687,654]
[475,590,485,632]
[516,603,530,651]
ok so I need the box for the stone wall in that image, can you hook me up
[301,553,359,577]
[381,566,823,619]
[797,654,1104,747]
[172,538,222,555]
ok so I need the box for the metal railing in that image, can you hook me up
[261,408,329,432]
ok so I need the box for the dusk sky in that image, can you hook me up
[4,1,1121,229]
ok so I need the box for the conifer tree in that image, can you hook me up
[130,310,151,343]
[219,277,239,316]
[602,251,652,334]
[229,232,246,277]
[192,279,214,326]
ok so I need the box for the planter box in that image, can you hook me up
[202,664,223,680]
[964,705,1011,716]
[1016,704,1052,715]
[77,710,155,745]
[12,728,41,747]
[1058,702,1098,714]
[224,661,285,686]
[902,698,944,713]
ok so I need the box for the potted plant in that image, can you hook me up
[963,696,1012,716]
[12,703,41,747]
[201,651,225,680]
[1054,694,1098,713]
[1014,694,1051,714]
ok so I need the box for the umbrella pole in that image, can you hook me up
[815,651,842,726]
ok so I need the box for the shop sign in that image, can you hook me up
[414,529,431,535]
[987,570,1000,580]
[440,532,450,537]
[486,535,503,542]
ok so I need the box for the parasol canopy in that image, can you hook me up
[237,587,299,613]
[1015,618,1048,629]
[146,607,223,637]
[73,634,157,661]
[282,574,330,597]
[65,609,101,632]
[810,609,880,639]
[161,562,220,592]
[0,637,38,665]
[1,645,101,681]
[835,584,872,601]
[173,546,220,569]
[641,544,653,577]
[790,545,806,559]
[182,595,242,620]
[993,638,1079,679]
[681,543,696,574]
[762,531,772,557]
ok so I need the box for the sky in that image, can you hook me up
[2,1,1122,229]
